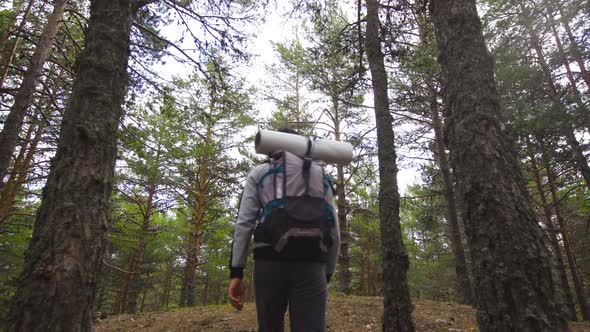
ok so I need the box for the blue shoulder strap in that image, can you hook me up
[259,163,283,189]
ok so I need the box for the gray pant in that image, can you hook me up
[254,260,327,332]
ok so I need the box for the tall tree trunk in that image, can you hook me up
[365,1,414,331]
[415,2,473,305]
[527,138,577,321]
[182,127,214,307]
[563,128,590,190]
[202,273,210,305]
[183,215,203,306]
[118,259,136,314]
[0,116,43,226]
[0,0,35,91]
[429,89,474,305]
[6,0,138,330]
[542,3,590,133]
[539,138,590,321]
[0,0,67,191]
[553,1,590,91]
[429,0,568,330]
[333,101,352,295]
[181,154,209,307]
[336,164,351,294]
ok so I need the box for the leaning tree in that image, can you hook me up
[429,0,568,330]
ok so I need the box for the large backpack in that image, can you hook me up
[254,150,336,259]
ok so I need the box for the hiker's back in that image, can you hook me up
[254,151,335,260]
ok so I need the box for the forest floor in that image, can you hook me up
[95,296,590,332]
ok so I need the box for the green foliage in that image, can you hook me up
[99,52,256,312]
[0,9,13,32]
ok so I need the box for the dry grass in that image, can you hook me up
[95,296,590,331]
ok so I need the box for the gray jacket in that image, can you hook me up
[229,162,340,279]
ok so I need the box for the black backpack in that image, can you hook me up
[253,151,336,259]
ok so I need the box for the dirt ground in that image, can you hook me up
[95,296,590,331]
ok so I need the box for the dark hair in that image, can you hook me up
[277,126,299,135]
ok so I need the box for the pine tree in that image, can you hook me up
[430,0,568,330]
[366,0,415,330]
[6,0,142,329]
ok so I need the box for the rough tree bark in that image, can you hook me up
[6,0,140,330]
[0,0,67,190]
[429,0,568,330]
[415,2,473,305]
[365,0,414,331]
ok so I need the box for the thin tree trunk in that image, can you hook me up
[0,0,67,191]
[519,2,590,191]
[336,166,351,294]
[113,287,123,315]
[554,1,590,91]
[527,138,577,321]
[183,217,203,306]
[179,266,188,306]
[429,0,568,330]
[365,0,414,330]
[0,116,43,226]
[539,137,590,321]
[0,0,35,91]
[203,273,210,305]
[139,288,147,312]
[160,262,174,309]
[125,236,144,313]
[182,126,213,307]
[216,279,222,304]
[182,156,209,306]
[365,252,370,296]
[429,90,474,305]
[563,128,590,190]
[6,0,138,330]
[333,103,352,294]
[119,259,136,314]
[543,3,590,133]
[127,183,156,313]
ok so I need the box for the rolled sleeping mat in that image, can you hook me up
[254,129,353,165]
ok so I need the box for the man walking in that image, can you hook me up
[228,128,340,332]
